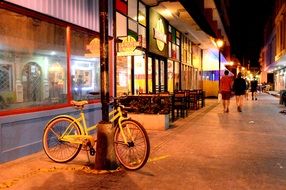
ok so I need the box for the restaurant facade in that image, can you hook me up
[0,0,229,163]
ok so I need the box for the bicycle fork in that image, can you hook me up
[117,118,135,147]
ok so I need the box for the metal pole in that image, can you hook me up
[100,0,109,122]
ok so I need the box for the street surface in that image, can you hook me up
[1,93,286,190]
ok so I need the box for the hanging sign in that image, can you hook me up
[117,35,143,56]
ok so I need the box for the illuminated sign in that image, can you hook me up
[153,19,166,51]
[117,35,142,56]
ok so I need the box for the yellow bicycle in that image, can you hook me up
[42,94,150,170]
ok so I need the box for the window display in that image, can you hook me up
[70,30,100,100]
[0,8,100,112]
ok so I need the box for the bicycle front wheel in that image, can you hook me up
[42,116,82,163]
[114,119,150,170]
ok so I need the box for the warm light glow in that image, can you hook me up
[163,9,172,17]
[138,15,145,22]
[242,67,245,70]
[228,61,234,66]
[216,39,224,48]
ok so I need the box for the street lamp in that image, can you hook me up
[216,39,224,89]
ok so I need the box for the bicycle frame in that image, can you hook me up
[58,105,131,146]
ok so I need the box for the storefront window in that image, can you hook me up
[0,9,67,110]
[138,25,146,48]
[128,18,138,33]
[116,12,127,37]
[187,66,191,89]
[138,2,146,26]
[0,8,101,112]
[134,56,145,94]
[174,62,180,90]
[147,57,153,93]
[167,60,174,92]
[160,60,165,91]
[182,65,186,90]
[194,68,198,89]
[70,31,100,100]
[116,56,131,95]
[155,59,159,92]
[128,0,137,21]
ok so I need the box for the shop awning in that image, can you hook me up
[179,0,217,38]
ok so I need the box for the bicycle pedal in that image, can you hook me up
[89,147,96,156]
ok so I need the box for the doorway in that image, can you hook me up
[147,55,167,93]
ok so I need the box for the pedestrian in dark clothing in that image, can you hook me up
[250,79,258,100]
[232,72,247,112]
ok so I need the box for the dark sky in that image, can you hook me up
[228,0,275,67]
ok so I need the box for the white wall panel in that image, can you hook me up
[4,0,113,35]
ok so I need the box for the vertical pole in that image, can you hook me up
[100,0,109,122]
[96,0,118,170]
[218,50,221,90]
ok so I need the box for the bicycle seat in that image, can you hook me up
[71,100,88,108]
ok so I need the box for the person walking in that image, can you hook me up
[219,70,233,113]
[250,78,258,100]
[232,72,247,112]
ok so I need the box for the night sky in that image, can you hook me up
[228,0,275,67]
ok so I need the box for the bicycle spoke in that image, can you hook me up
[43,117,82,163]
[114,120,150,170]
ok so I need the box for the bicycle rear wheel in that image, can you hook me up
[114,119,150,170]
[42,116,82,163]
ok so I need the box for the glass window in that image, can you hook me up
[0,8,101,113]
[0,9,67,110]
[138,25,146,48]
[134,55,145,94]
[147,57,153,93]
[182,65,186,90]
[138,2,146,26]
[116,12,127,37]
[168,42,172,58]
[167,60,174,92]
[168,25,172,33]
[70,30,100,100]
[128,18,137,33]
[155,59,159,92]
[187,66,192,89]
[174,62,180,90]
[160,60,165,90]
[116,56,131,95]
[128,0,137,21]
[0,64,12,92]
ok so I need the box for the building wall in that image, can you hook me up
[0,1,113,163]
[260,0,286,91]
[0,104,101,163]
[4,0,113,36]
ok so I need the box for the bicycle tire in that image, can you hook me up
[114,119,150,170]
[42,116,82,163]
